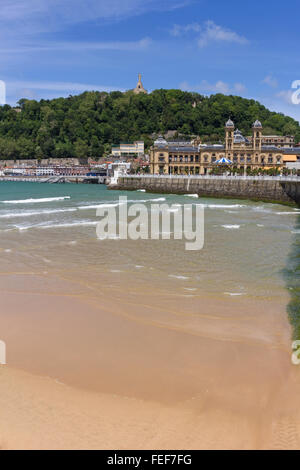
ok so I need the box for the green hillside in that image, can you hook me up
[0,89,299,160]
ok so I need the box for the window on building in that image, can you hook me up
[195,155,199,162]
[268,157,273,163]
[190,156,194,163]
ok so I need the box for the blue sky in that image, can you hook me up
[1,0,300,122]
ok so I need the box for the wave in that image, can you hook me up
[78,203,123,210]
[204,204,245,209]
[184,194,199,198]
[39,221,98,229]
[168,275,190,280]
[15,220,98,231]
[0,208,76,218]
[1,196,71,204]
[276,212,300,215]
[224,292,245,296]
[145,197,166,202]
[222,225,241,230]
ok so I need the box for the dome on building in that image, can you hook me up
[154,136,168,147]
[233,129,250,144]
[225,118,234,128]
[234,129,246,143]
[253,120,262,128]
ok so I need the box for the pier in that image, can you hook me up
[0,175,108,184]
[109,174,300,205]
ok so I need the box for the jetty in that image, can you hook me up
[0,175,108,184]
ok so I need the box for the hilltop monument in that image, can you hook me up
[133,73,147,95]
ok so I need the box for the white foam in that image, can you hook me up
[169,275,190,280]
[205,204,245,209]
[16,220,98,231]
[39,221,98,229]
[224,292,245,296]
[184,194,199,198]
[0,208,76,218]
[147,197,166,202]
[222,225,241,230]
[78,203,123,210]
[1,196,71,204]
[276,212,299,215]
[137,189,146,192]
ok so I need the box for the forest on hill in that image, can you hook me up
[0,89,299,160]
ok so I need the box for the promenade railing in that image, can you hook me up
[122,174,300,182]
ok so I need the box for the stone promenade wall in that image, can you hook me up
[110,176,300,205]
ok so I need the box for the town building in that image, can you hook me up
[247,134,295,148]
[150,120,300,175]
[111,141,144,157]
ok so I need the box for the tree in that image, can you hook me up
[0,88,298,160]
[74,139,89,159]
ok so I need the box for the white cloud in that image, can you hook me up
[170,21,249,48]
[0,0,190,34]
[0,38,152,54]
[198,21,248,48]
[8,80,124,94]
[276,89,294,105]
[170,23,201,37]
[263,75,278,88]
[234,83,247,94]
[180,80,247,95]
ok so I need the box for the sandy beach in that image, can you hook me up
[0,271,300,450]
[0,183,300,449]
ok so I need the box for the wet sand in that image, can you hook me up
[0,272,300,449]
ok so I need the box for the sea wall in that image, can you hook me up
[110,176,300,205]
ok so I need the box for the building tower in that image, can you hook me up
[225,119,235,155]
[252,120,263,151]
[133,73,147,95]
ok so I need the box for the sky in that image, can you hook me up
[1,0,300,122]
